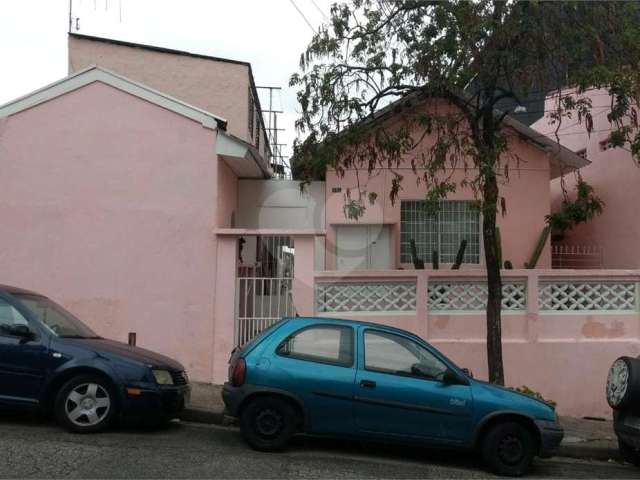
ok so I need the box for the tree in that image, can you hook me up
[291,0,640,384]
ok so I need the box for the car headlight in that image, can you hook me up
[153,369,174,385]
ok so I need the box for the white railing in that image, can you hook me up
[235,277,294,346]
[552,244,603,269]
[428,281,527,313]
[316,282,417,313]
[539,281,639,312]
[312,271,639,316]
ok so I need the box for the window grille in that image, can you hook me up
[256,121,261,151]
[400,200,480,264]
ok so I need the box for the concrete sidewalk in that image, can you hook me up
[179,383,620,462]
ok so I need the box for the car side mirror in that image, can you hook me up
[442,368,469,386]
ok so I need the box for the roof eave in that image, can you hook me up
[0,65,228,131]
[216,132,272,179]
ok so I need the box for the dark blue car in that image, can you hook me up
[0,285,190,433]
[223,317,563,476]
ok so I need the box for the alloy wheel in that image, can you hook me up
[65,383,111,427]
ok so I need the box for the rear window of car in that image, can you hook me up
[277,325,354,367]
[238,318,288,355]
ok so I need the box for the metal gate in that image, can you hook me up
[235,236,295,346]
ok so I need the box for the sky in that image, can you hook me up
[0,0,333,163]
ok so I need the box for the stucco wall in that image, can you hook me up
[311,269,640,417]
[237,180,325,230]
[324,129,552,270]
[217,160,238,228]
[532,89,640,268]
[236,179,326,269]
[68,35,251,142]
[0,81,218,381]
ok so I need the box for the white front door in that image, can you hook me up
[336,225,391,270]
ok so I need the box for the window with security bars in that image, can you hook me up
[400,200,481,265]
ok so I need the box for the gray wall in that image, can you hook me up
[237,180,325,270]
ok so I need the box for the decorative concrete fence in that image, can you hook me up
[313,269,640,417]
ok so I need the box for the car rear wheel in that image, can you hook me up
[240,396,297,451]
[481,421,536,477]
[54,374,116,433]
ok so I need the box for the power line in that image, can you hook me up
[309,0,329,21]
[290,0,316,33]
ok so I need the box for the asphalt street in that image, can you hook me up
[0,413,639,479]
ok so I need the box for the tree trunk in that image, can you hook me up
[483,172,505,385]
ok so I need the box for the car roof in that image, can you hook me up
[283,316,419,338]
[0,284,45,297]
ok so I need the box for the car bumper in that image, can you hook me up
[536,419,564,458]
[121,384,191,422]
[222,382,245,417]
[614,411,640,448]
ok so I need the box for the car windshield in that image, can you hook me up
[14,294,99,339]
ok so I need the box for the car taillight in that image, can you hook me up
[230,357,246,387]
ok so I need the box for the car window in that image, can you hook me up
[277,325,354,366]
[364,330,447,381]
[14,295,98,338]
[0,299,31,337]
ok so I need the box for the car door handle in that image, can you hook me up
[360,379,376,389]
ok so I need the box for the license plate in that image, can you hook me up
[624,415,640,429]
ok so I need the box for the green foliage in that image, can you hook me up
[452,240,468,270]
[343,198,366,220]
[546,180,605,235]
[291,0,640,385]
[525,227,551,269]
[513,385,557,409]
[432,250,440,270]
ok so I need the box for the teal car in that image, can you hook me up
[223,317,562,476]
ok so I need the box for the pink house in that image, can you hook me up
[0,64,271,383]
[0,35,639,417]
[532,90,640,269]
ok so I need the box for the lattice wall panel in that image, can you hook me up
[539,282,638,312]
[428,281,527,312]
[316,282,417,313]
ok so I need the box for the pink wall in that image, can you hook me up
[325,121,552,270]
[0,81,220,381]
[68,35,253,143]
[532,89,640,268]
[314,269,640,417]
[217,159,238,228]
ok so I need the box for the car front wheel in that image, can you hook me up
[240,396,297,451]
[481,421,536,477]
[54,374,116,433]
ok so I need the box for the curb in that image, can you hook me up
[556,444,620,463]
[179,408,621,463]
[179,408,236,426]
